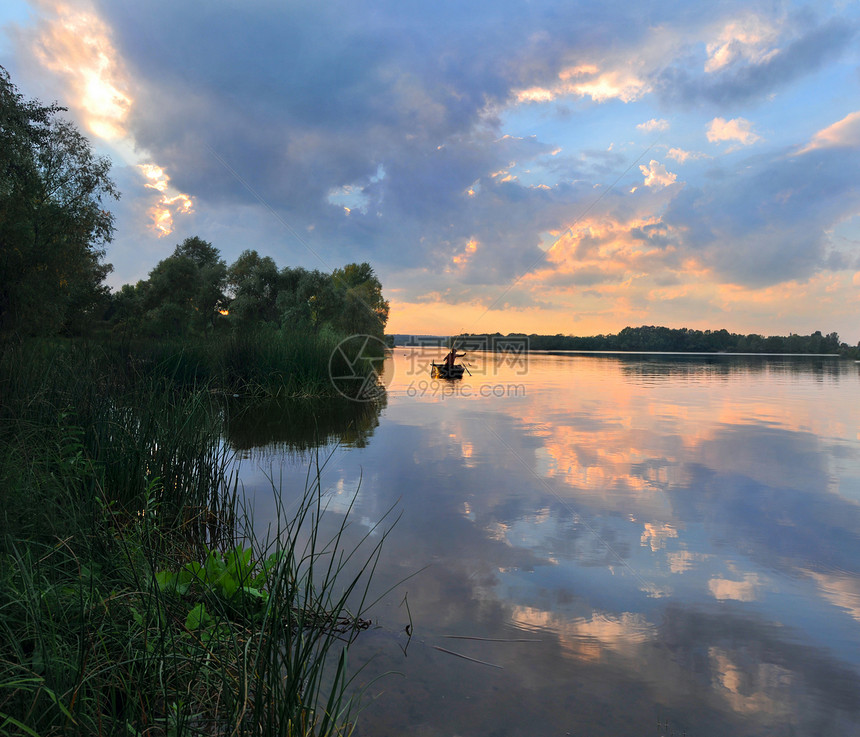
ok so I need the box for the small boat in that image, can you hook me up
[431,362,465,379]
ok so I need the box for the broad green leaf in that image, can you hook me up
[220,575,238,599]
[184,561,203,579]
[155,570,176,592]
[185,602,211,630]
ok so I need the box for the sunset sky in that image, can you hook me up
[2,1,859,341]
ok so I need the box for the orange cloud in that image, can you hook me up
[641,522,678,552]
[31,2,131,140]
[139,164,194,237]
[639,160,677,189]
[387,299,588,336]
[24,3,195,237]
[451,238,479,267]
[798,111,860,154]
[667,549,710,574]
[531,213,681,279]
[712,273,860,331]
[515,64,648,104]
[390,262,860,344]
[387,211,860,342]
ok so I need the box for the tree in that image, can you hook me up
[0,66,117,338]
[143,252,200,335]
[140,237,227,335]
[824,332,840,353]
[276,266,328,330]
[176,237,228,332]
[107,281,146,333]
[225,249,281,327]
[316,263,389,338]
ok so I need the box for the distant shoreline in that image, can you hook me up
[388,326,859,359]
[394,346,844,358]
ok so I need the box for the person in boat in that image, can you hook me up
[442,347,466,368]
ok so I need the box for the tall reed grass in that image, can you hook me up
[0,338,390,736]
[102,325,376,399]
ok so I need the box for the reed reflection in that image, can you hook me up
[224,393,386,454]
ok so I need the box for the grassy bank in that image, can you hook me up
[0,337,389,736]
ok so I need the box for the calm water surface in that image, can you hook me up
[235,350,860,737]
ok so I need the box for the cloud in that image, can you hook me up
[451,237,479,267]
[704,14,780,73]
[61,0,578,280]
[516,65,649,104]
[706,117,761,146]
[663,145,860,286]
[798,111,860,154]
[637,118,669,133]
[25,1,131,140]
[10,1,199,240]
[138,164,194,236]
[655,16,857,107]
[666,147,709,163]
[524,187,687,294]
[639,159,678,189]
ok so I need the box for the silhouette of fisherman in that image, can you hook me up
[443,345,466,368]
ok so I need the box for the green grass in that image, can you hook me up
[0,338,392,736]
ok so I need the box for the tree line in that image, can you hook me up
[108,238,389,340]
[1,65,388,343]
[459,326,859,357]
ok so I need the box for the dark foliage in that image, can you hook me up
[0,66,117,339]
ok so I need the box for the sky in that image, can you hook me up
[2,0,860,342]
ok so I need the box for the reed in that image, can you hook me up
[99,325,373,399]
[0,339,390,736]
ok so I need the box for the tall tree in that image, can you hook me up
[142,237,227,335]
[317,263,389,338]
[0,66,117,338]
[225,249,281,326]
[276,266,327,330]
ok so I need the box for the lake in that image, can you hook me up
[234,349,860,737]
